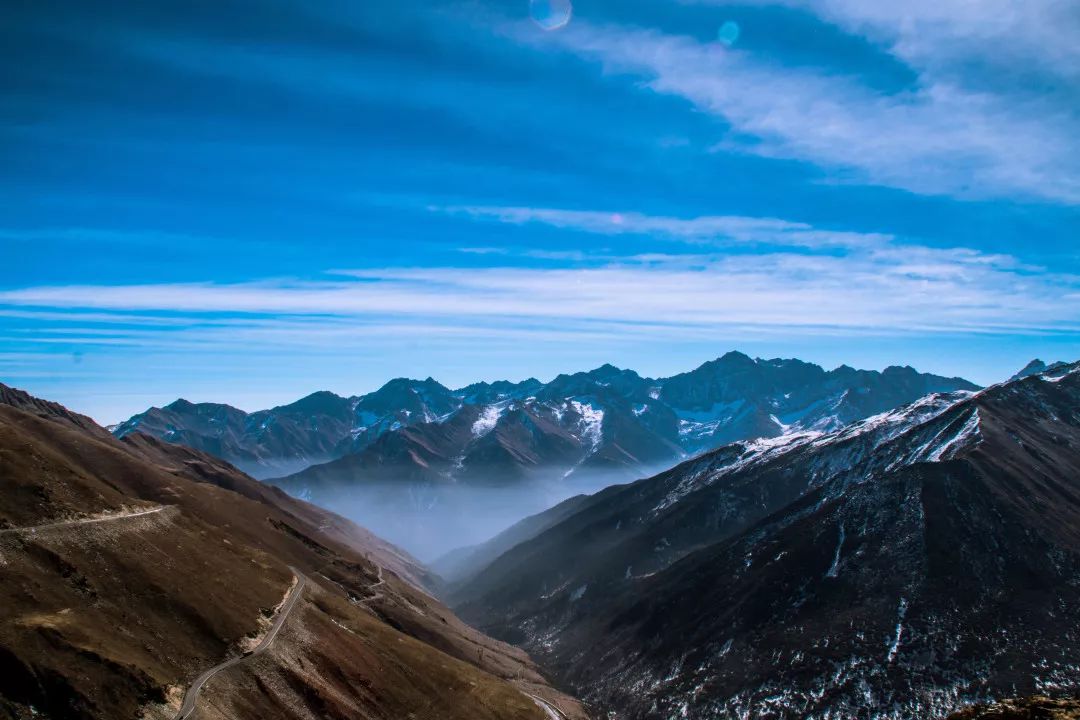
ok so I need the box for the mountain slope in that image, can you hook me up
[950,697,1080,719]
[454,364,1080,719]
[112,392,357,479]
[0,383,586,720]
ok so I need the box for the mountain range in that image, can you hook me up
[113,353,978,556]
[114,353,978,483]
[2,357,1076,719]
[0,382,585,720]
[446,361,1080,719]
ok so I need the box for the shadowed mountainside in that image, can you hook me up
[452,364,1080,719]
[0,382,587,720]
[948,697,1080,719]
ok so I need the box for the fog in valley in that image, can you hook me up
[275,466,667,563]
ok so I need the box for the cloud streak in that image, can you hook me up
[1,247,1076,342]
[434,205,890,249]
[504,8,1080,203]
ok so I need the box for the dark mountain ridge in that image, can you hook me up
[452,362,1080,719]
[1010,358,1069,381]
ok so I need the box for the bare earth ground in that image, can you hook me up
[0,385,588,720]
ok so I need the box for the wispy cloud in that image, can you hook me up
[503,8,1080,204]
[435,205,889,249]
[1,244,1076,341]
[731,0,1080,82]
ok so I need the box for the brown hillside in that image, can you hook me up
[0,383,586,720]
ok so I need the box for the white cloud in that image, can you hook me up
[737,0,1080,81]
[1,243,1076,341]
[436,205,889,248]
[504,6,1080,203]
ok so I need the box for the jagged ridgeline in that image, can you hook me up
[112,353,977,557]
[113,354,977,482]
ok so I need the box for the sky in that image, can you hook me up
[2,0,1079,423]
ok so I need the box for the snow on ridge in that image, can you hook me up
[570,399,604,452]
[1041,364,1080,383]
[770,414,792,433]
[653,430,820,513]
[817,391,972,449]
[653,390,974,515]
[926,408,981,462]
[889,407,982,470]
[471,402,507,438]
[561,400,606,478]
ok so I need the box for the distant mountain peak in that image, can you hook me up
[584,363,642,382]
[686,350,758,375]
[589,362,623,374]
[718,349,754,363]
[276,390,351,416]
[378,377,423,391]
[1010,358,1068,381]
[164,397,242,413]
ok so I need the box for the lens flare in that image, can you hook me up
[530,0,573,31]
[717,20,741,47]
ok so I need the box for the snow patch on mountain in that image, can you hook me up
[559,400,605,478]
[886,597,909,663]
[471,402,507,438]
[1042,364,1080,383]
[676,400,746,424]
[570,400,604,452]
[886,406,982,470]
[770,414,793,433]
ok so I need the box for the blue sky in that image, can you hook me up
[2,0,1079,422]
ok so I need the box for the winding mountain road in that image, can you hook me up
[523,692,568,720]
[317,564,384,608]
[366,564,385,604]
[0,505,169,535]
[174,568,307,720]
